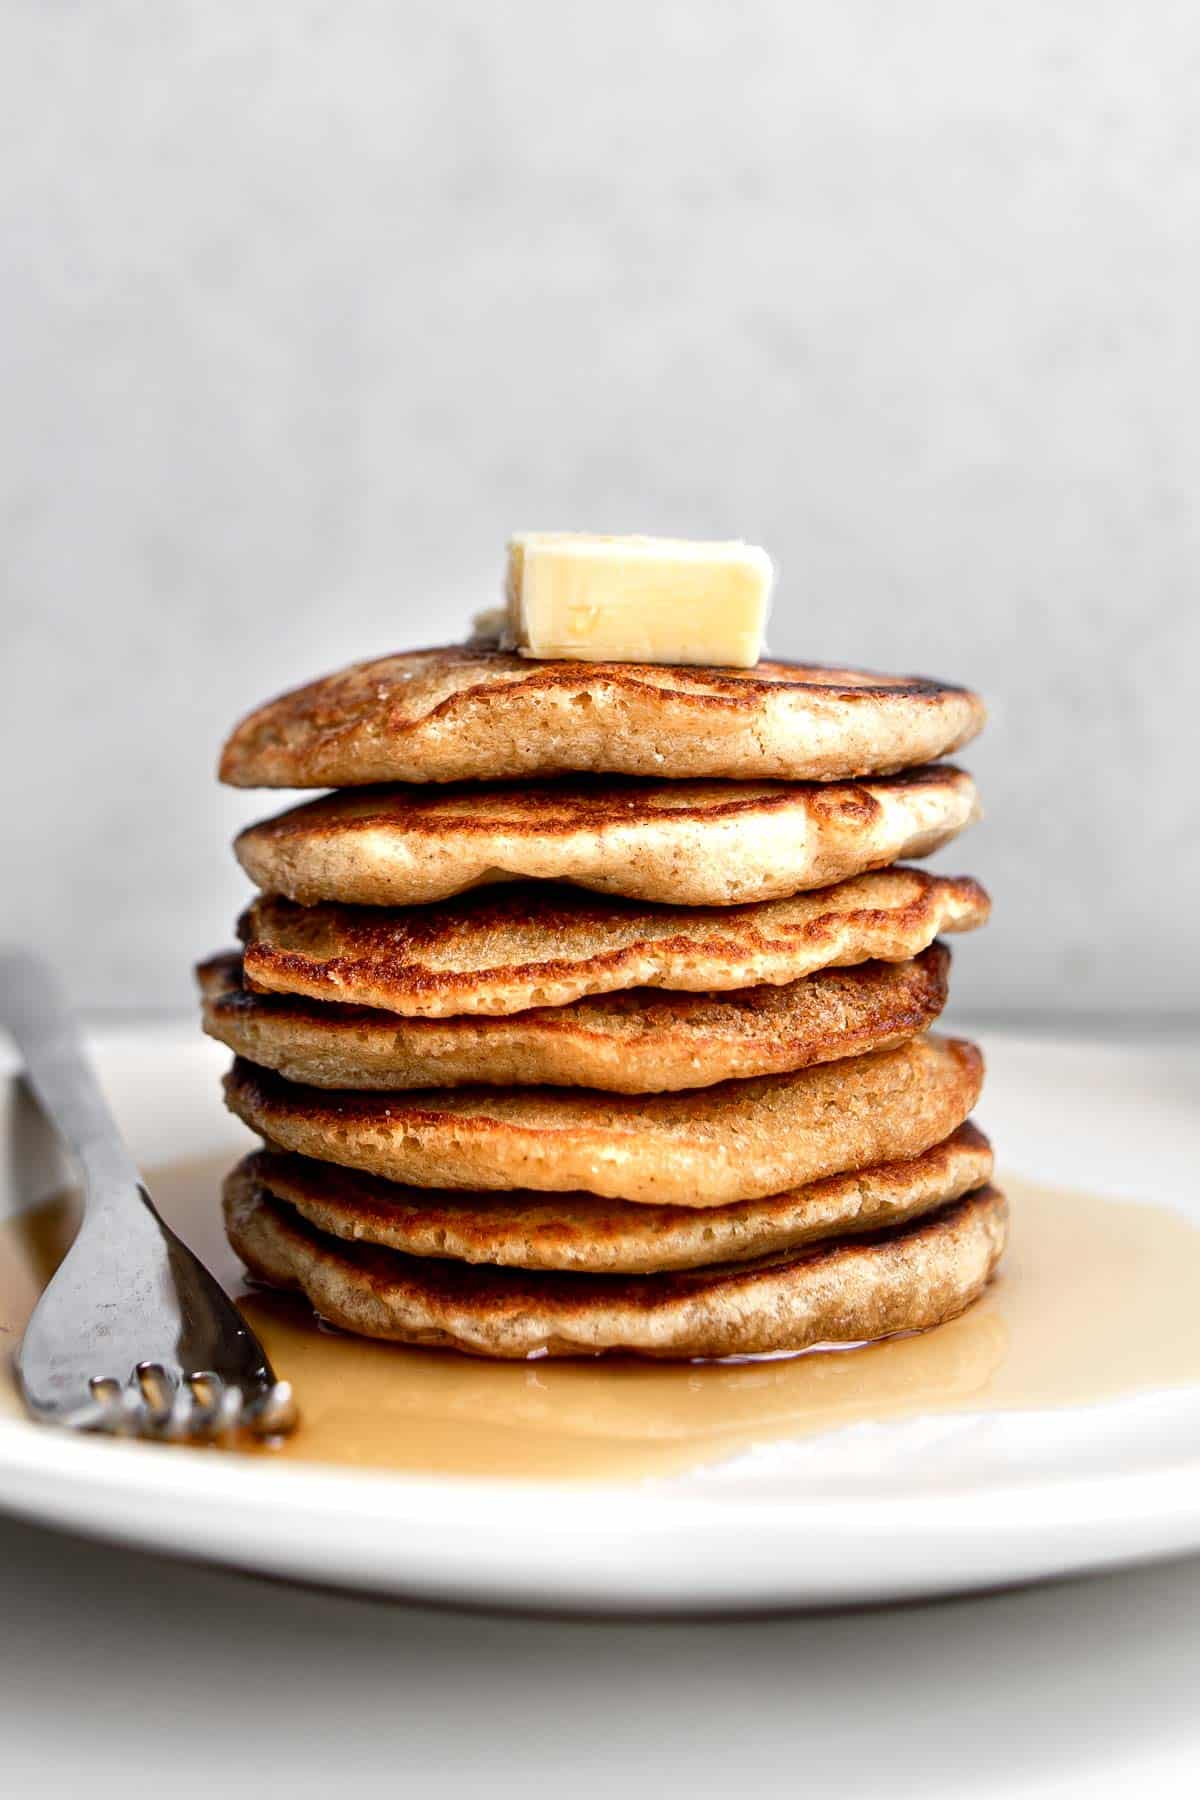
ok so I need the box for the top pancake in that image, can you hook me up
[234,766,978,909]
[218,646,986,787]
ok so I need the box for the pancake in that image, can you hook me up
[224,1171,1007,1359]
[198,942,950,1093]
[236,1123,994,1272]
[237,867,990,1017]
[234,766,979,908]
[222,1033,983,1207]
[218,647,986,788]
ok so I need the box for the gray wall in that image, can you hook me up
[2,2,1197,1018]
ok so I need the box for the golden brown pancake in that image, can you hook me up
[233,767,979,908]
[198,943,951,1093]
[225,1170,1007,1359]
[237,1123,993,1273]
[236,868,989,1017]
[222,1033,983,1207]
[218,647,985,788]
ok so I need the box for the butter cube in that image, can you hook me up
[505,533,773,668]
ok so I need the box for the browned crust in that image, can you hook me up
[233,766,980,908]
[235,1122,993,1273]
[221,1033,985,1207]
[219,646,986,788]
[232,868,990,1016]
[197,943,951,1093]
[238,764,964,837]
[224,1172,1008,1359]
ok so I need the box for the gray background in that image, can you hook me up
[2,1,1196,1019]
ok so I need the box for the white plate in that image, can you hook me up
[1,1021,1198,1614]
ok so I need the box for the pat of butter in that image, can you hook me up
[504,533,773,668]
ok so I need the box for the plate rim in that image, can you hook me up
[5,1410,1200,1611]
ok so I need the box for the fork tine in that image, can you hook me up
[187,1370,218,1406]
[113,1385,149,1438]
[248,1380,298,1439]
[213,1384,244,1442]
[135,1360,173,1422]
[186,1370,224,1440]
[86,1376,125,1435]
[164,1384,197,1442]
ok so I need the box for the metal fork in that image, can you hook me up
[0,949,296,1442]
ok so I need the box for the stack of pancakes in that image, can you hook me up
[201,648,1003,1360]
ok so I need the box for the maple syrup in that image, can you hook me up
[3,1153,1199,1483]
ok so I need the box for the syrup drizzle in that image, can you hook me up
[3,1155,1199,1483]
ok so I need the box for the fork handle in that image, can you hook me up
[0,949,140,1190]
